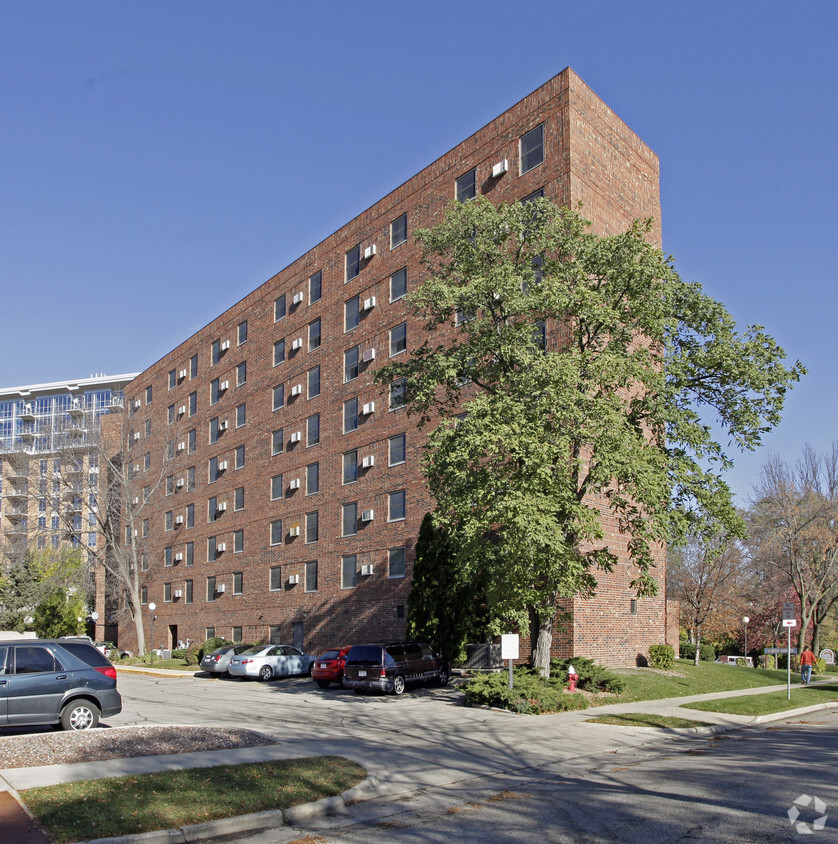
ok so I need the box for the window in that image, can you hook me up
[236,403,246,428]
[309,270,322,303]
[389,490,406,521]
[189,391,197,416]
[306,413,320,446]
[207,576,216,602]
[211,378,220,405]
[273,384,285,411]
[232,626,242,641]
[206,627,216,639]
[186,503,195,529]
[308,318,321,351]
[208,496,219,522]
[456,168,476,202]
[343,398,359,433]
[234,528,244,552]
[390,379,406,410]
[345,245,360,281]
[141,553,148,572]
[234,486,244,511]
[145,385,152,404]
[190,354,198,379]
[389,433,406,466]
[169,369,177,389]
[186,541,194,566]
[271,474,283,500]
[389,547,406,578]
[270,519,283,545]
[274,293,287,322]
[165,546,174,567]
[187,466,196,492]
[342,555,357,589]
[342,502,358,536]
[345,296,360,332]
[273,339,285,366]
[212,339,222,365]
[164,583,172,602]
[522,187,545,204]
[520,123,544,174]
[233,571,243,594]
[344,346,360,382]
[305,511,319,543]
[144,452,151,470]
[390,212,407,248]
[141,586,148,604]
[307,366,320,399]
[166,475,174,496]
[165,511,173,531]
[185,579,193,602]
[236,361,247,387]
[235,444,245,469]
[272,429,284,456]
[142,518,149,538]
[343,450,358,484]
[306,462,320,495]
[305,560,318,592]
[270,566,282,591]
[390,267,407,302]
[210,417,221,443]
[389,322,407,356]
[238,320,248,345]
[168,404,175,424]
[209,536,221,562]
[188,428,196,454]
[209,456,219,483]
[533,320,546,351]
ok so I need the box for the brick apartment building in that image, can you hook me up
[113,68,674,666]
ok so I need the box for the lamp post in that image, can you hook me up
[148,603,156,663]
[743,616,750,665]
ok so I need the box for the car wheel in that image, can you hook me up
[316,680,330,689]
[437,667,449,686]
[61,700,100,731]
[258,665,273,682]
[392,675,406,696]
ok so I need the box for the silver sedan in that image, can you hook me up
[200,644,253,675]
[227,644,315,681]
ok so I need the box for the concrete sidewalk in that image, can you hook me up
[1,677,835,844]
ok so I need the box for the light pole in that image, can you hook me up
[743,616,750,665]
[148,603,156,663]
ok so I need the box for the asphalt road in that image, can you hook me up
[106,673,838,843]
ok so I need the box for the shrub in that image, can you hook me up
[550,657,626,693]
[763,654,776,670]
[184,642,202,666]
[814,657,827,675]
[679,642,716,662]
[198,637,233,661]
[171,649,186,660]
[464,669,587,714]
[648,644,675,670]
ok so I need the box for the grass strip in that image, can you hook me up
[21,756,366,844]
[585,713,714,728]
[682,683,838,716]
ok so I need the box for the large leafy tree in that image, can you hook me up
[378,197,803,674]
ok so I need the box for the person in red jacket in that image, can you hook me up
[799,647,816,685]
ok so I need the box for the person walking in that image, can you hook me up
[799,646,816,685]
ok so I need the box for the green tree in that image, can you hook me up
[406,513,490,664]
[32,588,87,638]
[378,197,803,675]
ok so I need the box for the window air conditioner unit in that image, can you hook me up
[174,553,183,561]
[133,529,138,537]
[291,337,303,351]
[132,496,139,505]
[179,369,188,379]
[292,291,304,305]
[176,478,184,488]
[492,159,508,177]
[174,589,183,598]
[288,525,301,537]
[361,401,375,416]
[220,340,230,352]
[175,515,184,525]
[133,432,140,441]
[361,509,374,522]
[362,348,376,363]
[133,400,142,409]
[218,420,228,431]
[176,442,185,452]
[362,296,376,311]
[289,431,302,443]
[217,582,226,591]
[178,405,186,416]
[217,501,227,511]
[363,244,377,259]
[216,543,226,553]
[219,380,229,391]
[218,461,228,471]
[290,384,303,397]
[288,574,300,584]
[361,564,374,576]
[133,464,141,473]
[288,478,301,490]
[361,455,375,469]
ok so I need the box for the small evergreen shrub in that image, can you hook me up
[550,657,626,693]
[198,637,233,661]
[171,649,186,660]
[464,669,588,714]
[763,654,777,670]
[680,642,716,662]
[814,657,827,675]
[648,644,675,670]
[184,642,203,666]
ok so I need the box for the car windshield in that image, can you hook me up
[318,650,341,660]
[233,644,252,654]
[346,645,383,665]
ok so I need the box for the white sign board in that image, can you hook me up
[782,618,797,627]
[500,634,519,660]
[820,649,835,665]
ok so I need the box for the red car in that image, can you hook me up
[311,646,351,689]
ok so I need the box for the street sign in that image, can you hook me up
[500,634,520,660]
[782,619,797,627]
[765,647,797,654]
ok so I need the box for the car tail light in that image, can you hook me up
[241,659,253,664]
[380,668,387,677]
[95,666,117,680]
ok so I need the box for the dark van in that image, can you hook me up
[342,642,448,695]
[0,638,122,730]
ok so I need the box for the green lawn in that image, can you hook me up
[682,683,838,716]
[22,756,366,844]
[590,659,810,706]
[585,713,714,728]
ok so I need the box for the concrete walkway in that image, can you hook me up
[1,676,835,844]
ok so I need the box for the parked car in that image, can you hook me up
[0,638,122,730]
[228,645,315,681]
[342,642,448,695]
[200,644,254,675]
[94,641,133,659]
[311,646,351,688]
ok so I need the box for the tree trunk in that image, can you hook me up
[532,614,553,678]
[694,628,701,667]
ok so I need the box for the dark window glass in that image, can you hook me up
[344,347,360,382]
[343,450,358,484]
[389,547,406,578]
[238,320,248,345]
[270,566,282,590]
[390,379,406,410]
[190,354,198,378]
[308,318,321,351]
[389,322,407,356]
[520,124,544,174]
[271,520,283,545]
[390,267,407,302]
[346,245,361,281]
[234,486,244,510]
[272,429,284,455]
[389,490,406,521]
[273,339,285,366]
[308,366,320,398]
[274,294,287,322]
[390,213,407,248]
[456,168,476,202]
[342,555,357,589]
[273,384,285,411]
[305,560,318,592]
[271,474,283,500]
[389,433,406,465]
[307,462,319,495]
[236,403,246,428]
[234,530,244,552]
[345,296,360,332]
[309,270,322,303]
[305,511,319,543]
[342,502,358,536]
[306,414,320,446]
[343,398,359,433]
[211,340,221,366]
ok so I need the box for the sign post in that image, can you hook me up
[782,602,797,700]
[501,634,519,690]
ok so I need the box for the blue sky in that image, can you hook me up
[1,2,835,505]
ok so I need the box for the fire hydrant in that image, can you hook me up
[567,664,579,692]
